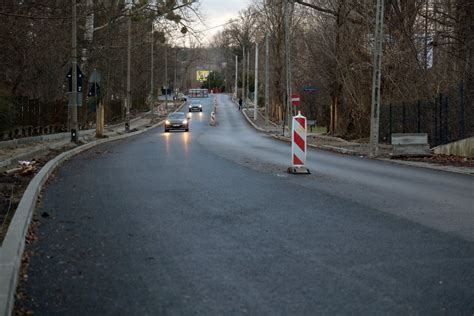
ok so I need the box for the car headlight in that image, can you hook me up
[183,119,188,124]
[165,120,170,125]
[188,105,192,108]
[198,105,202,108]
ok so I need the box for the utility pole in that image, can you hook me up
[284,0,293,135]
[246,50,250,107]
[242,46,246,100]
[174,48,177,97]
[265,34,269,128]
[165,44,168,112]
[125,6,132,132]
[235,55,238,99]
[369,0,385,157]
[150,23,154,115]
[71,0,78,142]
[254,42,259,121]
[208,69,211,92]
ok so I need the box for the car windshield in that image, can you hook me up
[168,113,185,120]
[191,102,200,106]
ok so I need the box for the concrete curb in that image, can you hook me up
[378,158,474,176]
[241,109,266,133]
[0,115,170,316]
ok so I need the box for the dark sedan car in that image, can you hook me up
[188,101,203,112]
[164,112,189,132]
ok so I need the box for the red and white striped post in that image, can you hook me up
[289,111,310,174]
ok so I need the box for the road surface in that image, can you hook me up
[17,94,474,315]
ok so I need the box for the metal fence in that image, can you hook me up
[379,83,472,147]
[0,94,153,140]
[0,97,68,139]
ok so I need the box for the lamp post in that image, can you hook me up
[254,42,259,121]
[150,22,155,115]
[284,0,293,135]
[125,3,132,132]
[265,34,269,128]
[235,55,238,99]
[70,0,78,141]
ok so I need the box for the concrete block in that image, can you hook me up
[391,133,430,156]
[391,133,428,145]
[393,144,430,156]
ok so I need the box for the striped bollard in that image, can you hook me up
[288,111,310,174]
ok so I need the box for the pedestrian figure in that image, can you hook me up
[238,98,243,111]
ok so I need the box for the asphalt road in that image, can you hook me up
[17,94,474,315]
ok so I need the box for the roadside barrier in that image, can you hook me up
[210,111,217,126]
[288,111,310,174]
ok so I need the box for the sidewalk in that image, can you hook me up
[239,104,474,176]
[0,107,175,171]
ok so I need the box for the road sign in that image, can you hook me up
[88,83,100,97]
[67,65,83,107]
[88,70,101,97]
[66,65,84,93]
[89,69,101,84]
[303,86,318,92]
[291,94,300,105]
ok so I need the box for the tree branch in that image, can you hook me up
[293,0,337,16]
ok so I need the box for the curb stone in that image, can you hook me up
[0,115,171,316]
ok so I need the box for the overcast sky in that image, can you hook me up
[195,0,252,44]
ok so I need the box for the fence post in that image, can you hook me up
[431,101,435,146]
[417,100,421,133]
[459,82,465,139]
[389,103,392,139]
[402,102,406,133]
[433,99,437,145]
[438,93,443,143]
[444,95,449,143]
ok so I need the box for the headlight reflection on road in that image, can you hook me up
[181,131,189,156]
[163,131,171,155]
[160,130,189,156]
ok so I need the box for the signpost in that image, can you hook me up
[88,69,104,138]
